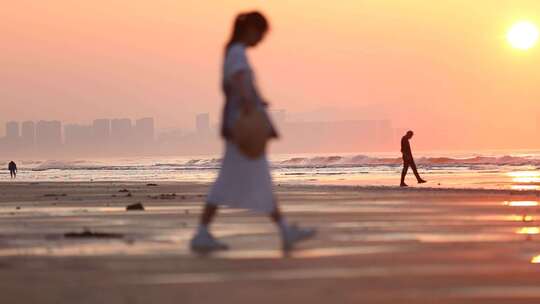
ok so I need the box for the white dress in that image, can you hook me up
[206,43,276,214]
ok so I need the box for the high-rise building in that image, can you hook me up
[21,121,35,147]
[36,120,62,151]
[111,119,132,139]
[5,121,19,139]
[92,119,111,144]
[135,117,155,143]
[196,113,210,134]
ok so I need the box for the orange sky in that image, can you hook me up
[1,0,539,150]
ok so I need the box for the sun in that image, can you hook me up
[507,21,539,50]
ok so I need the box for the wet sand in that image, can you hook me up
[1,181,540,303]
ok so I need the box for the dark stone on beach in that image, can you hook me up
[149,193,176,200]
[126,203,145,211]
[126,193,132,197]
[146,183,158,187]
[44,193,67,197]
[119,189,129,193]
[15,206,20,210]
[64,229,123,239]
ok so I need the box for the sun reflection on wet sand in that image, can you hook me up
[517,227,540,234]
[504,201,539,207]
[508,171,540,190]
[511,185,540,190]
[531,255,540,264]
[508,171,540,181]
[509,214,534,222]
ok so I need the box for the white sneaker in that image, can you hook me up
[282,224,317,251]
[190,230,229,253]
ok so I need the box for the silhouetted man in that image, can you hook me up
[400,131,426,187]
[8,161,17,179]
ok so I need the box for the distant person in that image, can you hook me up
[8,161,17,179]
[400,131,426,187]
[190,11,316,253]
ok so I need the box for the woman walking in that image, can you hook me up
[190,11,316,252]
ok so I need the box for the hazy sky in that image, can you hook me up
[1,0,539,150]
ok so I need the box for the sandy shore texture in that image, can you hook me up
[1,181,540,303]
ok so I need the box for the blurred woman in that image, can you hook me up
[190,11,316,252]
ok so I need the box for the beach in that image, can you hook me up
[1,181,540,303]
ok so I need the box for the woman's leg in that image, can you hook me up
[191,204,228,251]
[269,197,287,231]
[270,207,283,223]
[270,206,288,235]
[270,201,316,251]
[201,204,218,226]
[270,197,287,229]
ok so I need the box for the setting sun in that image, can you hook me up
[507,21,539,50]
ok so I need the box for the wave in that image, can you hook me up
[31,160,162,171]
[154,158,221,168]
[29,159,222,171]
[17,153,540,172]
[276,154,540,168]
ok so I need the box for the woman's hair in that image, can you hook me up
[226,11,269,51]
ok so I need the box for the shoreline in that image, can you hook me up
[2,180,539,198]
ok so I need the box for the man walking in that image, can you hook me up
[8,161,17,179]
[400,131,426,187]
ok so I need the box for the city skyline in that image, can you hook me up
[0,112,400,157]
[1,117,154,157]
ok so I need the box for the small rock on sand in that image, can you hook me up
[44,193,67,197]
[126,203,145,211]
[64,229,123,239]
[148,193,176,200]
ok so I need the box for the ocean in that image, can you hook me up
[3,149,540,190]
